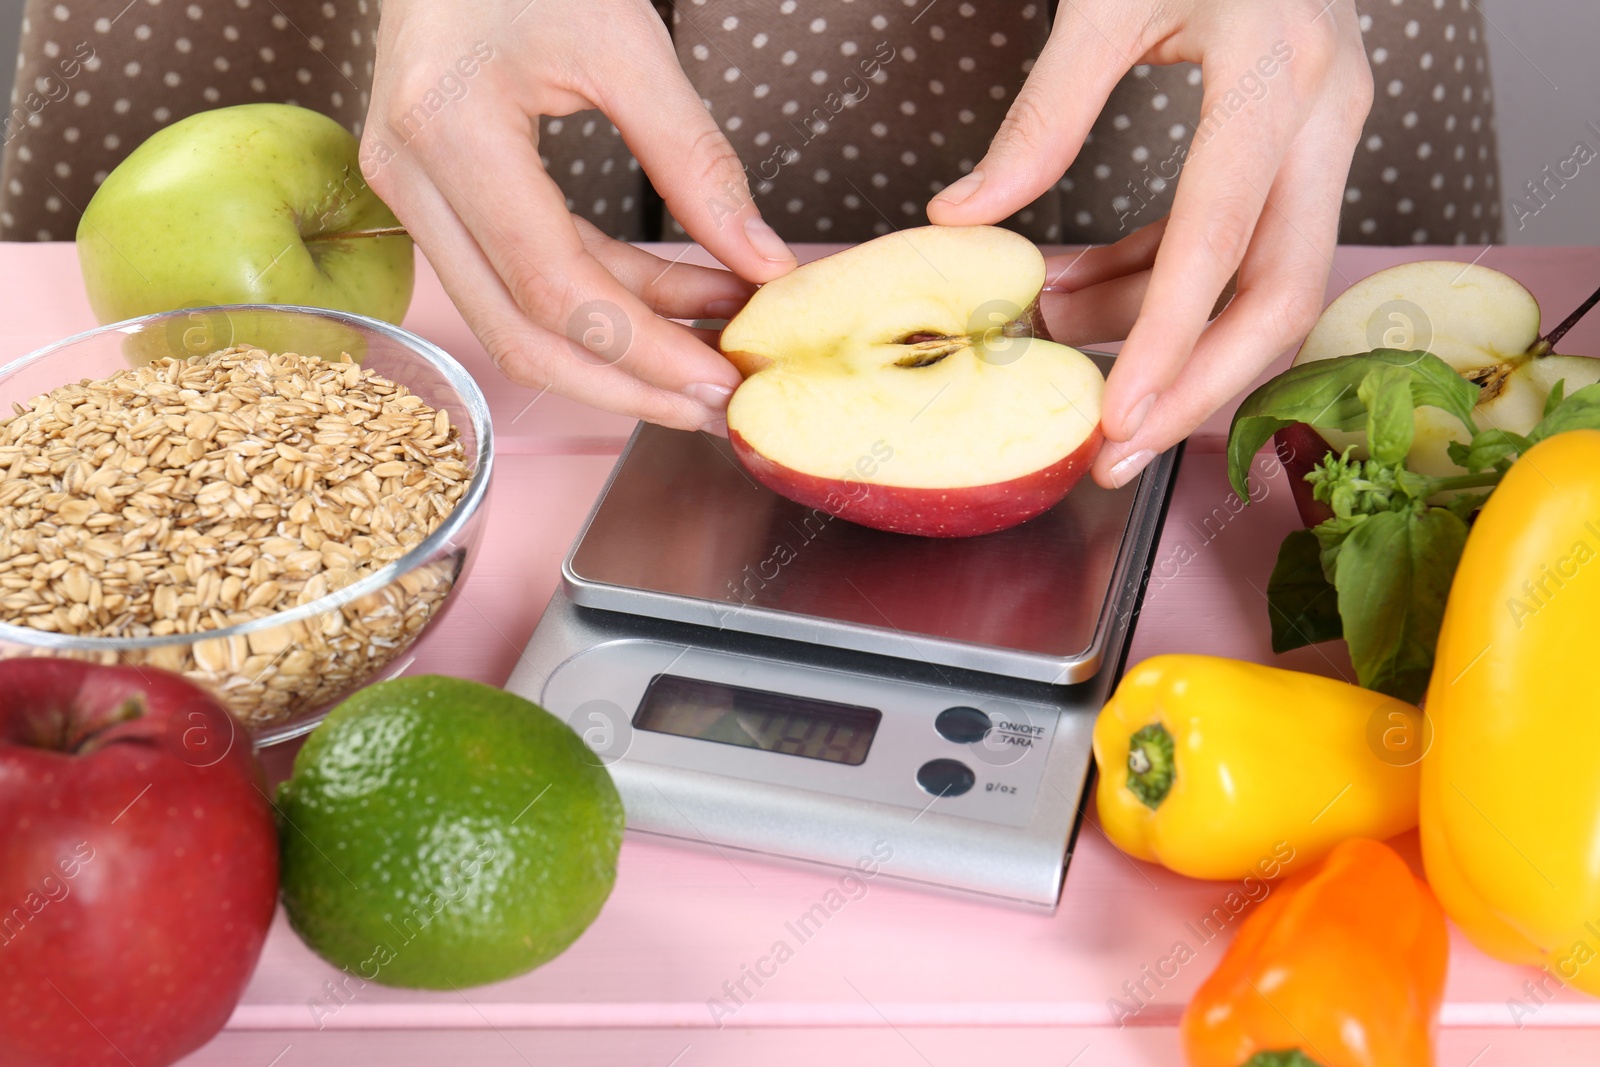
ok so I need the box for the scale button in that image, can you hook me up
[917,758,976,798]
[935,705,992,744]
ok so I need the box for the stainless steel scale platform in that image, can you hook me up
[507,358,1178,909]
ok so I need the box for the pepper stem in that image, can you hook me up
[1125,723,1175,810]
[1241,1051,1326,1067]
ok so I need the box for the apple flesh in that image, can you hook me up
[722,225,1105,538]
[1281,260,1600,520]
[77,103,413,361]
[0,659,279,1067]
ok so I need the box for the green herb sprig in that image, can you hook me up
[1227,349,1600,703]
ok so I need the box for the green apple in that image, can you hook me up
[77,103,413,362]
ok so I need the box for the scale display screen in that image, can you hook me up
[633,674,881,766]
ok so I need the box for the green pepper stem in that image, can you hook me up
[1125,723,1176,810]
[1241,1051,1326,1067]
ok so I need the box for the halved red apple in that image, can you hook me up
[721,225,1105,538]
[1278,260,1600,524]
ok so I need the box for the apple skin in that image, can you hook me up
[77,103,412,360]
[730,427,1104,538]
[1273,424,1337,528]
[0,659,279,1067]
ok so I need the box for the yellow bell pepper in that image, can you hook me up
[1422,429,1600,997]
[1093,654,1421,881]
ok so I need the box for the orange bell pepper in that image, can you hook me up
[1180,839,1447,1067]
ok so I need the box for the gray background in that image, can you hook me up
[0,0,1592,244]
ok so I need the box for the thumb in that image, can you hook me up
[928,6,1135,225]
[602,42,796,283]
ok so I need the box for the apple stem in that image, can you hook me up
[304,226,410,244]
[1532,279,1600,356]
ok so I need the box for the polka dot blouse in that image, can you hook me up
[1,0,1501,246]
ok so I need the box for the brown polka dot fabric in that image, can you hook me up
[0,0,1501,247]
[0,0,377,242]
[1343,0,1502,244]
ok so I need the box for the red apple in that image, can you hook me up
[722,225,1106,538]
[0,659,278,1067]
[1277,260,1600,523]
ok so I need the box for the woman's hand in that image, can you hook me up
[363,0,798,431]
[929,0,1373,488]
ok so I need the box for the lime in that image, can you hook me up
[276,675,624,989]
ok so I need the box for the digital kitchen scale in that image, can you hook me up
[507,360,1178,909]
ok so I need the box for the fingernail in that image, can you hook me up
[1107,449,1155,489]
[744,216,794,263]
[685,382,735,409]
[701,416,729,438]
[933,170,984,207]
[1122,393,1156,439]
[705,298,746,319]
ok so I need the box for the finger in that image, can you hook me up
[415,107,745,401]
[1097,38,1323,444]
[594,14,797,283]
[1038,270,1152,349]
[1042,217,1168,294]
[572,216,756,321]
[1090,63,1368,489]
[371,147,728,430]
[927,2,1152,224]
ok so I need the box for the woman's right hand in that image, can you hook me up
[363,0,798,431]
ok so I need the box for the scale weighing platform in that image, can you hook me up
[507,373,1179,910]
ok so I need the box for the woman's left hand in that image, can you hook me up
[928,0,1373,489]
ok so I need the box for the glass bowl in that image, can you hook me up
[0,305,494,745]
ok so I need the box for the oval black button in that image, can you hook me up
[935,705,992,744]
[916,758,976,798]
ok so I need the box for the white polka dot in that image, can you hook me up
[175,36,192,53]
[959,2,976,15]
[1075,210,1092,226]
[809,17,826,33]
[990,32,1007,47]
[900,150,916,166]
[1381,166,1398,183]
[1386,79,1403,96]
[1419,51,1433,70]
[1366,134,1383,151]
[842,144,859,160]
[1402,111,1419,129]
[53,161,70,178]
[871,14,888,30]
[1187,68,1202,86]
[296,67,312,84]
[1345,187,1361,203]
[816,217,832,232]
[780,0,796,12]
[928,79,944,95]
[725,67,742,83]
[214,56,230,72]
[781,100,798,115]
[840,41,857,56]
[1360,218,1377,234]
[725,115,742,130]
[1112,114,1131,131]
[93,17,110,32]
[691,43,709,61]
[36,230,51,241]
[1417,142,1432,159]
[249,76,266,93]
[72,90,88,106]
[164,71,181,87]
[1131,145,1149,162]
[1372,46,1388,64]
[186,3,202,19]
[1169,123,1187,141]
[570,160,585,175]
[929,24,945,41]
[123,61,140,77]
[113,98,130,114]
[722,15,738,29]
[61,127,77,143]
[958,109,975,124]
[51,4,68,21]
[871,173,888,188]
[781,50,797,66]
[1397,198,1414,214]
[752,32,768,48]
[813,168,830,183]
[203,86,220,102]
[1413,228,1429,243]
[153,107,170,122]
[870,121,887,137]
[844,194,861,208]
[753,131,771,146]
[900,100,916,115]
[753,83,769,98]
[1093,164,1111,180]
[1151,93,1168,111]
[134,23,151,40]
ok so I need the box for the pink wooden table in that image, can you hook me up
[9,243,1600,1065]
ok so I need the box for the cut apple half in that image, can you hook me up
[721,225,1105,538]
[1279,260,1600,523]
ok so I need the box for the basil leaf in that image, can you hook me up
[1266,528,1344,653]
[1226,350,1479,500]
[1358,364,1415,466]
[1445,428,1531,473]
[1312,513,1368,579]
[1334,507,1468,702]
[1528,381,1600,444]
[1544,377,1567,420]
[1445,490,1492,523]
